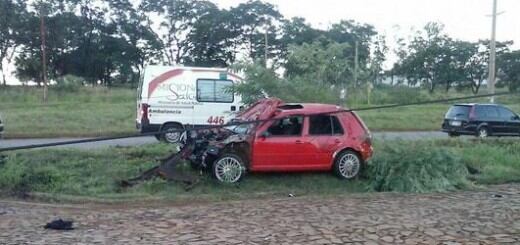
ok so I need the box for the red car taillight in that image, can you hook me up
[359,132,373,160]
[360,132,372,145]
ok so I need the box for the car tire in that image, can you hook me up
[477,127,490,138]
[333,150,363,180]
[212,153,246,183]
[160,124,184,144]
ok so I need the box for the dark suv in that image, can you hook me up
[0,113,3,139]
[442,103,520,138]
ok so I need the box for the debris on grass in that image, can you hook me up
[368,141,470,193]
[44,219,74,230]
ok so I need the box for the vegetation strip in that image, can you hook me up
[1,139,518,202]
[1,91,515,152]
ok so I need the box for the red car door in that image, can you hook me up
[305,115,346,168]
[251,115,312,171]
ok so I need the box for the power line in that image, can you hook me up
[0,91,515,152]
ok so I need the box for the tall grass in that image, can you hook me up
[368,141,470,193]
[1,139,519,201]
[0,86,136,138]
[0,86,133,106]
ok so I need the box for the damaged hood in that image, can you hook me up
[235,98,284,121]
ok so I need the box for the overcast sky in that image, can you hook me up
[216,0,520,54]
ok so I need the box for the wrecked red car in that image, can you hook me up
[124,98,373,186]
[191,98,374,183]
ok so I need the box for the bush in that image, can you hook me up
[368,141,470,193]
[0,155,63,194]
[55,75,85,92]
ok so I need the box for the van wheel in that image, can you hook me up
[160,124,184,144]
[477,127,489,138]
[334,150,363,180]
[212,153,245,183]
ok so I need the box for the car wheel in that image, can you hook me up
[477,127,489,138]
[160,124,183,144]
[212,153,245,183]
[334,150,363,180]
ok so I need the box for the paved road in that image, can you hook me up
[1,184,519,244]
[0,132,449,150]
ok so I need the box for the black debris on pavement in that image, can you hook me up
[44,219,74,230]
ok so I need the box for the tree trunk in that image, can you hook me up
[1,73,6,86]
[1,64,6,86]
[429,80,435,93]
[475,82,481,94]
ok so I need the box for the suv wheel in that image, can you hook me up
[334,150,362,180]
[212,153,245,183]
[477,127,489,138]
[160,124,183,144]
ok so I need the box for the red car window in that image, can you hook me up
[309,115,344,135]
[266,116,303,136]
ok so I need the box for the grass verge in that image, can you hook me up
[1,86,519,137]
[0,139,519,202]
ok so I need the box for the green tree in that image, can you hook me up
[284,40,352,87]
[393,22,457,92]
[230,0,283,63]
[497,50,520,91]
[184,5,238,67]
[463,40,511,94]
[326,20,377,69]
[367,34,388,86]
[140,0,211,65]
[0,0,28,86]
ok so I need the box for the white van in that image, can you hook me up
[136,66,244,143]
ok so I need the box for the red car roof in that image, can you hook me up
[237,98,346,121]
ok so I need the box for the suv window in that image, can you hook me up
[446,105,470,119]
[475,106,487,118]
[266,116,303,136]
[483,106,499,119]
[497,107,516,120]
[309,115,344,135]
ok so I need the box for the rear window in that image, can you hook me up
[309,115,344,135]
[445,105,471,119]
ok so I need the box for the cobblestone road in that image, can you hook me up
[1,184,520,244]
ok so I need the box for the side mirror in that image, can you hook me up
[513,115,520,120]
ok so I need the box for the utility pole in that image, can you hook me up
[40,4,48,103]
[353,41,359,89]
[264,30,268,68]
[488,0,498,103]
